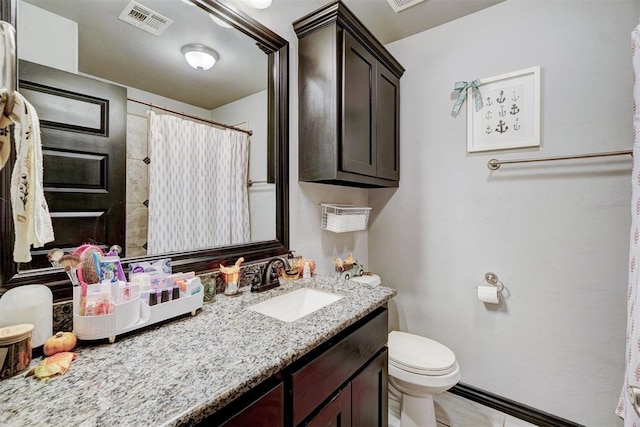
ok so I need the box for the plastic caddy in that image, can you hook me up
[73,281,204,343]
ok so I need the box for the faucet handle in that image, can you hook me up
[253,256,290,293]
[264,264,278,282]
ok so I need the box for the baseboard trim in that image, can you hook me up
[449,383,585,427]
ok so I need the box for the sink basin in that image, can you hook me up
[247,288,344,322]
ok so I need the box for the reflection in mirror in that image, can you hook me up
[0,0,289,300]
[18,0,274,269]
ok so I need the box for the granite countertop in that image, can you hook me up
[0,276,396,426]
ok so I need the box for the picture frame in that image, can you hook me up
[467,66,540,153]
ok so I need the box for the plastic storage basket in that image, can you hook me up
[321,204,371,233]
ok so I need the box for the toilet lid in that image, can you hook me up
[388,331,457,375]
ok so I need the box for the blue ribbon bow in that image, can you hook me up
[452,79,483,115]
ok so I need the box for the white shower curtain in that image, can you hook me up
[146,111,250,254]
[617,24,640,425]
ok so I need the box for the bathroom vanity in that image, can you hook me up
[0,277,395,426]
[213,306,388,426]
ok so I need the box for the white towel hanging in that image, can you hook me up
[9,93,54,262]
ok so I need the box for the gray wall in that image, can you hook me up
[370,0,637,425]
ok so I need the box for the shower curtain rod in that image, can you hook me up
[127,97,253,136]
[487,150,633,170]
[247,179,268,187]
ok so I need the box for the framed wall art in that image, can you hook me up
[467,66,540,153]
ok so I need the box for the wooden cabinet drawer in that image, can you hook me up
[290,308,388,425]
[202,378,284,426]
[222,381,284,426]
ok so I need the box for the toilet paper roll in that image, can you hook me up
[477,285,499,304]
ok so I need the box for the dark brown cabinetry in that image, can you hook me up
[307,349,388,427]
[205,307,388,426]
[289,306,387,425]
[352,349,388,426]
[294,1,404,188]
[222,381,284,426]
[307,383,352,427]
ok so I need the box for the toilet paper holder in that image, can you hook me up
[481,272,504,293]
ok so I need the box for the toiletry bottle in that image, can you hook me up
[99,280,115,314]
[117,280,128,302]
[303,261,311,279]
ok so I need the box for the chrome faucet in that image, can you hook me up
[253,256,292,292]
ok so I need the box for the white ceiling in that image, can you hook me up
[245,0,505,44]
[22,0,503,110]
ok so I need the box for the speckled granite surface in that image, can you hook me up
[0,276,396,427]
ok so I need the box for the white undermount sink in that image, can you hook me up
[247,288,344,322]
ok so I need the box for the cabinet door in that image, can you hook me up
[342,31,377,178]
[290,307,388,425]
[376,67,400,181]
[222,382,284,426]
[307,383,352,427]
[352,349,388,427]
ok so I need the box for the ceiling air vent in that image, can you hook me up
[118,1,173,36]
[386,0,426,13]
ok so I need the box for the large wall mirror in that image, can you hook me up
[0,0,289,301]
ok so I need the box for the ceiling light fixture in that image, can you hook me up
[241,0,272,9]
[181,44,219,71]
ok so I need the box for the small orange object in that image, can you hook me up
[43,331,77,356]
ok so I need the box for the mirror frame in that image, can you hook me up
[0,0,289,301]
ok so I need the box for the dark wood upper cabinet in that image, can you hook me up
[294,1,404,188]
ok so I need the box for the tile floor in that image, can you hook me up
[389,391,538,427]
[435,392,538,426]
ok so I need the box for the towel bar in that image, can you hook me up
[487,150,632,170]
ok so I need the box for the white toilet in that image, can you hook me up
[351,274,461,427]
[387,331,461,427]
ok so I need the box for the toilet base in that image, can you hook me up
[401,393,436,427]
[389,381,438,427]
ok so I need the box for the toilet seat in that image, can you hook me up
[388,331,457,376]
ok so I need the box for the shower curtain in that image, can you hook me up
[617,24,640,425]
[146,111,250,254]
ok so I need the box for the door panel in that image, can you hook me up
[20,84,108,134]
[43,149,107,190]
[18,60,126,269]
